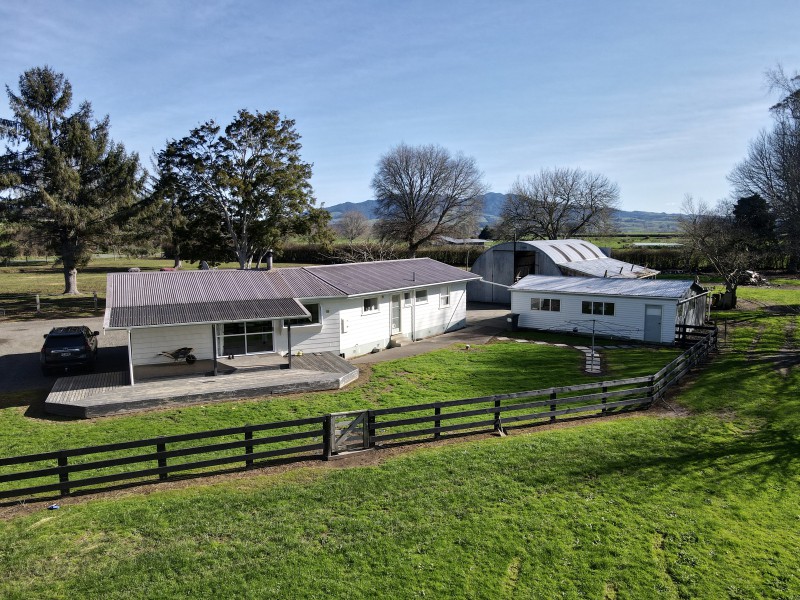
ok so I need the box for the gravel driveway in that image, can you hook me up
[0,317,129,394]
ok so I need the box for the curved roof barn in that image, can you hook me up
[468,239,659,304]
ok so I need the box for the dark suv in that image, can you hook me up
[41,326,100,375]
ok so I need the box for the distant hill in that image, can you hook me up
[325,195,680,233]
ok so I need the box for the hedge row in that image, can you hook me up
[275,243,485,268]
[611,247,791,272]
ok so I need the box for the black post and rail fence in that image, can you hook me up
[0,328,717,502]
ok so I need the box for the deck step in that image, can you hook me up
[389,334,413,348]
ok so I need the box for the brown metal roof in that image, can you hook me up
[105,259,480,329]
[304,258,480,296]
[108,299,310,328]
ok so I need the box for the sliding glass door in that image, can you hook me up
[216,321,274,356]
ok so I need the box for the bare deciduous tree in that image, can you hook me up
[729,66,800,270]
[498,167,619,240]
[336,210,371,242]
[678,195,750,306]
[371,143,486,257]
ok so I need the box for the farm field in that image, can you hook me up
[1,284,799,598]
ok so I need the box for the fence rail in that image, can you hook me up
[0,329,717,502]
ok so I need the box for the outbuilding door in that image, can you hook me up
[391,295,402,334]
[644,305,663,343]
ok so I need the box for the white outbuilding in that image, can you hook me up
[509,275,708,344]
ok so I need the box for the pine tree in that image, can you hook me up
[0,66,144,293]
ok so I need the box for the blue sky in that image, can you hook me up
[1,1,798,212]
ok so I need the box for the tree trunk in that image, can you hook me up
[61,235,79,294]
[63,267,79,295]
[173,257,182,269]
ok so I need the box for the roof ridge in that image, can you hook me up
[299,266,349,295]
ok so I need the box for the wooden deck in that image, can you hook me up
[44,352,359,418]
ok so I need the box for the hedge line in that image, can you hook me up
[275,243,485,268]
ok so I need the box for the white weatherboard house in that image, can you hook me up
[509,276,708,344]
[104,258,480,382]
[469,239,659,304]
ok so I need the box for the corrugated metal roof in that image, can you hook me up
[487,239,659,279]
[105,258,480,328]
[108,299,310,328]
[304,258,481,295]
[510,275,698,299]
[560,257,658,278]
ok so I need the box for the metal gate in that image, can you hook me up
[327,410,371,455]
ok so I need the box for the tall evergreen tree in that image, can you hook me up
[157,109,328,269]
[0,66,144,293]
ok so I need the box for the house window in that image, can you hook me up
[440,286,451,308]
[363,297,379,313]
[216,320,273,356]
[531,297,561,311]
[404,292,412,306]
[582,301,615,315]
[286,303,321,326]
[416,289,428,304]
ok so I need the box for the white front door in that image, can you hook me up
[391,295,401,334]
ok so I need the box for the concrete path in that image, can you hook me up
[352,304,508,364]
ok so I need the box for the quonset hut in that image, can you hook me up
[468,239,659,305]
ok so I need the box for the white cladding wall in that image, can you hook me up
[272,299,343,355]
[130,324,214,366]
[510,291,680,343]
[337,283,468,358]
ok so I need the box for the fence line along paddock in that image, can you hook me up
[0,329,717,502]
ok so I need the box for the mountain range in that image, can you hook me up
[323,193,680,233]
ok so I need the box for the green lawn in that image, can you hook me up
[1,288,799,598]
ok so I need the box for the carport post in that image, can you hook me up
[127,329,135,386]
[287,322,292,369]
[211,324,218,376]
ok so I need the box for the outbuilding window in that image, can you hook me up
[440,286,451,308]
[415,289,428,304]
[531,297,561,312]
[582,301,615,316]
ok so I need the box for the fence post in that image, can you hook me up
[35,294,40,313]
[244,425,254,468]
[601,384,608,415]
[57,451,70,497]
[322,415,332,460]
[93,291,98,310]
[550,390,557,423]
[434,405,441,440]
[493,398,502,432]
[648,375,656,405]
[156,438,168,480]
[366,410,376,449]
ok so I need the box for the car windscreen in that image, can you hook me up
[45,335,86,349]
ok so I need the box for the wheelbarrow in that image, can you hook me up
[158,347,197,364]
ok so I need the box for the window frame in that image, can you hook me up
[582,300,615,316]
[415,289,428,305]
[362,297,379,314]
[531,297,560,312]
[439,285,451,308]
[286,303,322,327]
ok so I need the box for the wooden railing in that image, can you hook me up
[0,329,717,502]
